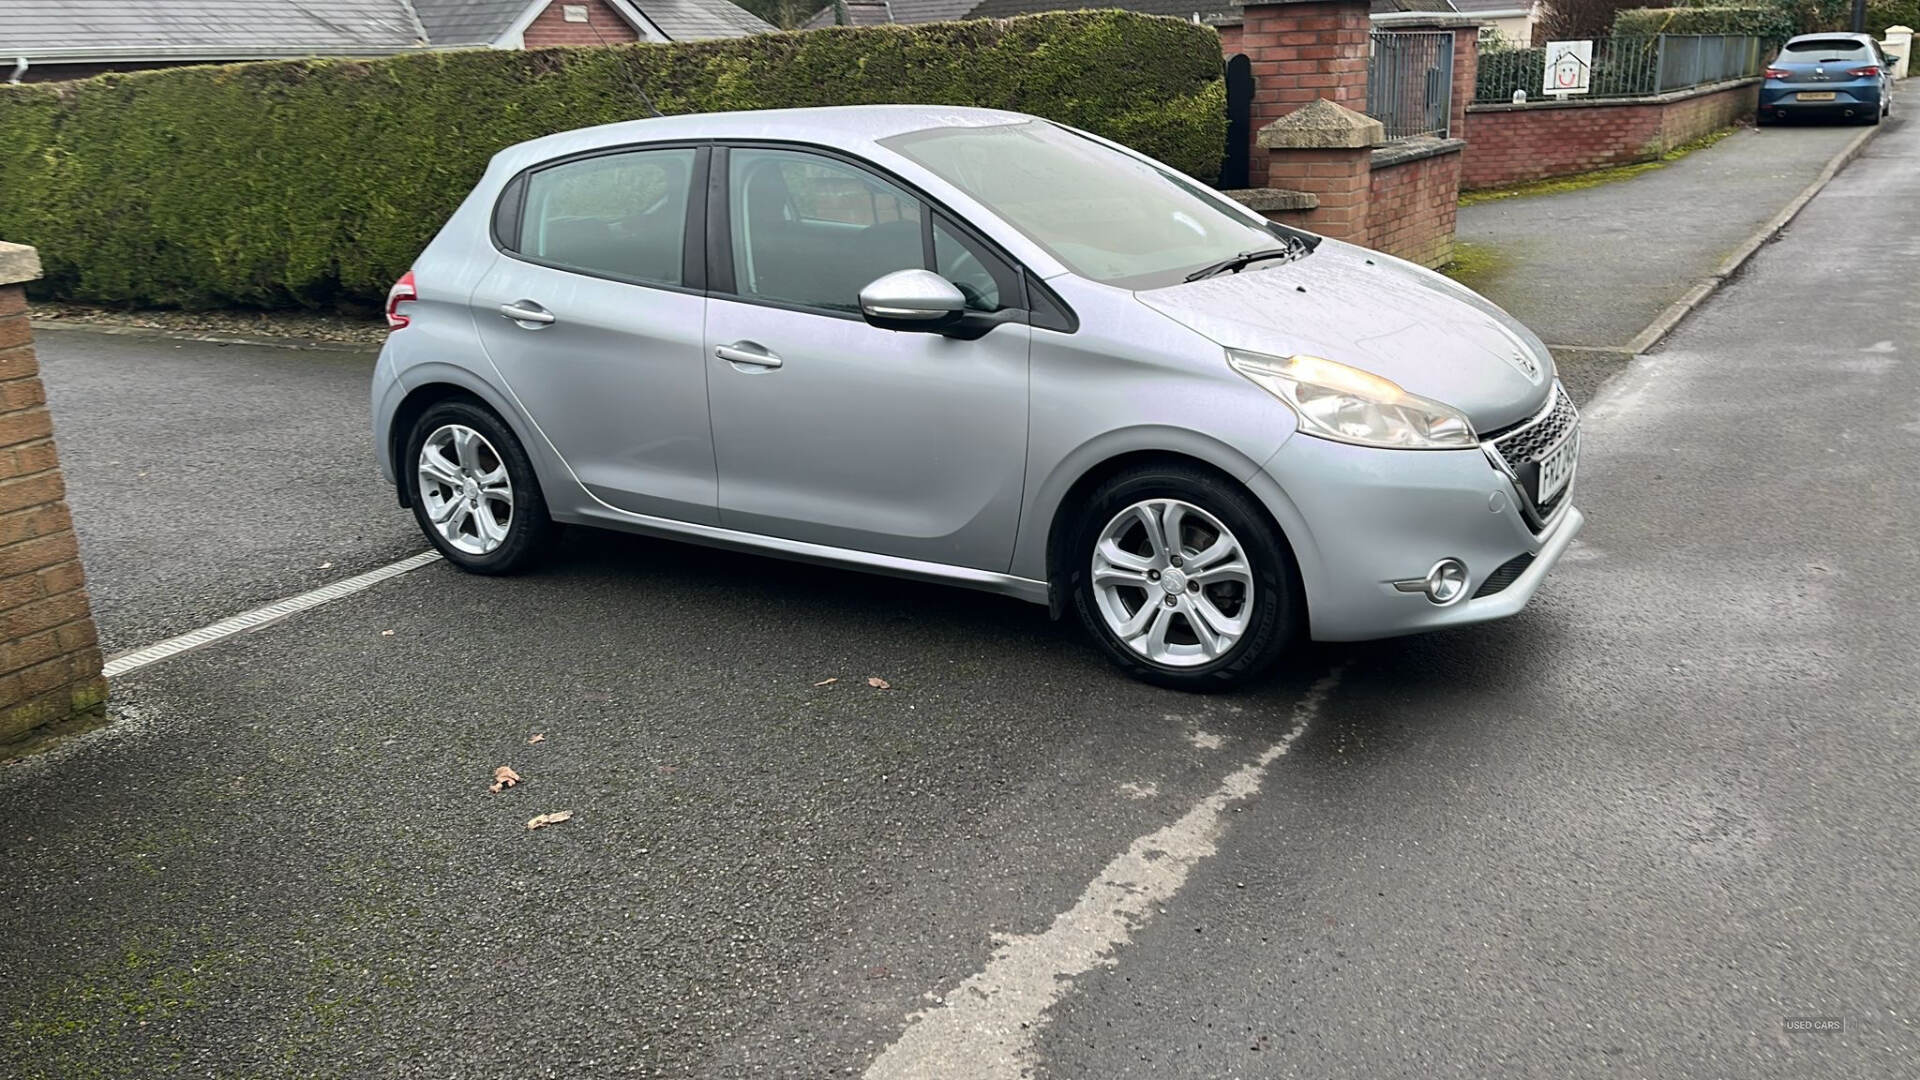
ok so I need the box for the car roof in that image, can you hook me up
[492,104,1037,172]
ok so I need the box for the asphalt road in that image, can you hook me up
[34,331,418,652]
[5,116,1917,1078]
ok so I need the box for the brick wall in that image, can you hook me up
[1218,22,1244,55]
[0,243,107,757]
[1240,0,1373,187]
[1368,139,1465,268]
[522,0,640,47]
[1462,78,1760,189]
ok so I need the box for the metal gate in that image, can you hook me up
[1367,30,1455,140]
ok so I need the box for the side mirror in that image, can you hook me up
[858,269,966,333]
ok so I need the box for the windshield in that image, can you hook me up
[880,120,1289,289]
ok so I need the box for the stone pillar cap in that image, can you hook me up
[0,243,42,287]
[1257,99,1386,149]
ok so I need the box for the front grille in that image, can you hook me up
[1490,385,1577,469]
[1484,383,1580,531]
[1472,552,1535,598]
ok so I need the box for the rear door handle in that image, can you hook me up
[715,342,782,369]
[499,301,555,326]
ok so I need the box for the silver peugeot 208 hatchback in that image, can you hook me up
[372,105,1583,689]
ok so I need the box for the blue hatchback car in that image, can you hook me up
[1759,33,1897,125]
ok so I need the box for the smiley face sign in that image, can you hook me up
[1544,40,1594,95]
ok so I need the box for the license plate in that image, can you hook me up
[1537,431,1578,503]
[1797,92,1837,101]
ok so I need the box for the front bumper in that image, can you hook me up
[1255,426,1583,642]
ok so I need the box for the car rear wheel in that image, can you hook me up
[405,400,556,574]
[1070,464,1298,690]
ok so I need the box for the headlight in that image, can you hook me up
[1227,349,1477,450]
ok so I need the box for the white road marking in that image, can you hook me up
[102,551,443,678]
[863,667,1345,1080]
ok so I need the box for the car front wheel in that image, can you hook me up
[405,400,555,573]
[1070,465,1299,690]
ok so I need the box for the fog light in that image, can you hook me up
[1391,558,1471,605]
[1425,558,1469,605]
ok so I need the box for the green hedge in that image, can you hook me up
[0,12,1226,309]
[1613,5,1801,41]
[1866,0,1920,34]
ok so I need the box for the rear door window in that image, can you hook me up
[519,147,697,287]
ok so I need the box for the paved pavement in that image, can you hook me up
[1457,119,1865,350]
[5,115,1917,1078]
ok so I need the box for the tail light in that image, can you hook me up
[386,270,417,330]
[1847,65,1881,77]
[1764,67,1790,79]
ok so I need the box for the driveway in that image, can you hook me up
[5,116,1917,1078]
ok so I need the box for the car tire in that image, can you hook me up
[404,399,556,574]
[1069,463,1299,690]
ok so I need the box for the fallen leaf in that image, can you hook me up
[380,629,394,637]
[489,765,522,793]
[527,733,546,745]
[318,561,333,570]
[867,677,891,690]
[526,810,573,830]
[813,678,839,687]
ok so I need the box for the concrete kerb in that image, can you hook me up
[1618,118,1885,357]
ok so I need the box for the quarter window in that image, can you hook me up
[934,218,1013,313]
[520,147,696,286]
[727,148,925,312]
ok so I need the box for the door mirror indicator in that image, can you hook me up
[858,269,967,333]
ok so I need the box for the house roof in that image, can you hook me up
[3,0,773,65]
[639,0,776,40]
[803,0,992,29]
[2,0,426,60]
[411,0,525,43]
[1449,0,1529,11]
[1370,0,1456,13]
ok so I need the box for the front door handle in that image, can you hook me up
[499,301,555,326]
[715,342,782,369]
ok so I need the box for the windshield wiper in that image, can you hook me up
[1183,246,1301,283]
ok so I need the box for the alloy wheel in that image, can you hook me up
[417,424,514,555]
[1090,499,1254,667]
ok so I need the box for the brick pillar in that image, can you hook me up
[1257,99,1384,243]
[1239,0,1374,187]
[1450,25,1479,142]
[0,242,107,757]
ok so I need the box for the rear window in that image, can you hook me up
[1783,38,1871,55]
[517,147,696,287]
